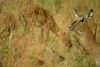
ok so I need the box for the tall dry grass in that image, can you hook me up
[0,0,100,67]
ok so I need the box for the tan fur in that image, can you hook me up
[0,12,17,42]
[69,13,100,65]
[18,4,70,47]
[80,23,100,65]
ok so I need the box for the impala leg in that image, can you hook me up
[39,28,44,44]
[9,31,13,43]
[32,23,36,38]
[96,59,100,66]
[45,29,49,45]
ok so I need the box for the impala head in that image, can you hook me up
[68,9,93,32]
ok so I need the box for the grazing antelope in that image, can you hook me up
[68,9,100,65]
[0,11,17,43]
[19,4,71,47]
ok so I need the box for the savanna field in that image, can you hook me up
[0,0,100,67]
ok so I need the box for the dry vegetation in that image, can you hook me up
[0,0,100,67]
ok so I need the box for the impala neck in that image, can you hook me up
[81,23,95,45]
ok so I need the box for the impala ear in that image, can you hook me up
[74,9,78,17]
[86,9,93,18]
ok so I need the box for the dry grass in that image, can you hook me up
[0,0,100,67]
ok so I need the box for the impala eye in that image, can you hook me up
[79,18,84,22]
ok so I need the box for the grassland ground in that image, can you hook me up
[0,0,100,67]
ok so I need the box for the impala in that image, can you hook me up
[68,9,100,65]
[0,6,17,43]
[19,4,71,47]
